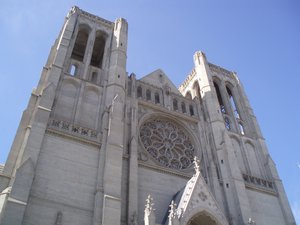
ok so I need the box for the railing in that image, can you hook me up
[47,119,100,143]
[242,174,276,193]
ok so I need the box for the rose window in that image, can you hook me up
[139,119,195,169]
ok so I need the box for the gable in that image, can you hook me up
[176,166,229,225]
[139,69,181,95]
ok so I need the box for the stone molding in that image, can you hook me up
[138,161,192,179]
[179,68,196,92]
[242,173,277,195]
[69,6,113,28]
[47,118,101,146]
[208,63,235,80]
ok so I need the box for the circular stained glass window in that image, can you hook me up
[139,118,195,170]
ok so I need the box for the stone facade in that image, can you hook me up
[0,6,296,225]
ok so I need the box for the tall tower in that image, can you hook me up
[0,6,295,225]
[0,6,128,225]
[179,51,295,225]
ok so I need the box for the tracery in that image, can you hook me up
[140,119,195,169]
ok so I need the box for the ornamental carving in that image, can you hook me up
[139,119,195,169]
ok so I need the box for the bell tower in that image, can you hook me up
[0,6,128,225]
[179,51,295,225]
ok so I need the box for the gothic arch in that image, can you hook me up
[54,79,79,121]
[181,208,228,225]
[90,30,107,68]
[71,23,91,62]
[212,77,225,114]
[78,86,100,129]
[192,80,202,101]
[230,136,246,173]
[244,141,260,176]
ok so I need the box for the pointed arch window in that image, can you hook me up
[189,105,194,116]
[90,31,106,68]
[137,86,142,98]
[193,81,203,104]
[71,26,89,61]
[146,89,151,101]
[213,81,226,114]
[155,92,160,104]
[226,86,240,119]
[173,99,178,111]
[181,102,186,113]
[91,72,98,83]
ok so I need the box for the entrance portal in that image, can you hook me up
[187,212,218,225]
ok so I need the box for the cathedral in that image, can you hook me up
[0,6,296,225]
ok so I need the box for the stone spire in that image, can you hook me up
[144,195,156,225]
[168,201,179,225]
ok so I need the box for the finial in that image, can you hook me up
[168,201,177,219]
[145,195,154,213]
[193,156,200,174]
[248,218,256,224]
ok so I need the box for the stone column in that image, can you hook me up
[128,74,139,224]
[82,28,96,80]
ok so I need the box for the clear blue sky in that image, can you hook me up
[1,0,299,223]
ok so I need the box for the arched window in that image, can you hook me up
[155,92,160,104]
[189,105,194,116]
[193,81,203,104]
[70,64,77,76]
[226,86,240,119]
[186,91,192,99]
[90,31,106,68]
[71,26,89,61]
[91,72,97,83]
[181,102,186,113]
[213,81,226,114]
[146,89,151,101]
[173,99,178,111]
[137,86,142,98]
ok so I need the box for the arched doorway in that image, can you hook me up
[187,212,219,225]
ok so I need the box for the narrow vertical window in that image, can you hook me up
[146,89,151,101]
[239,122,245,135]
[155,93,160,104]
[173,99,178,111]
[181,102,186,113]
[226,86,240,119]
[90,31,106,68]
[137,86,142,98]
[71,27,89,61]
[189,105,194,116]
[91,72,97,83]
[193,81,203,104]
[214,82,226,114]
[70,64,77,76]
[225,117,231,130]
